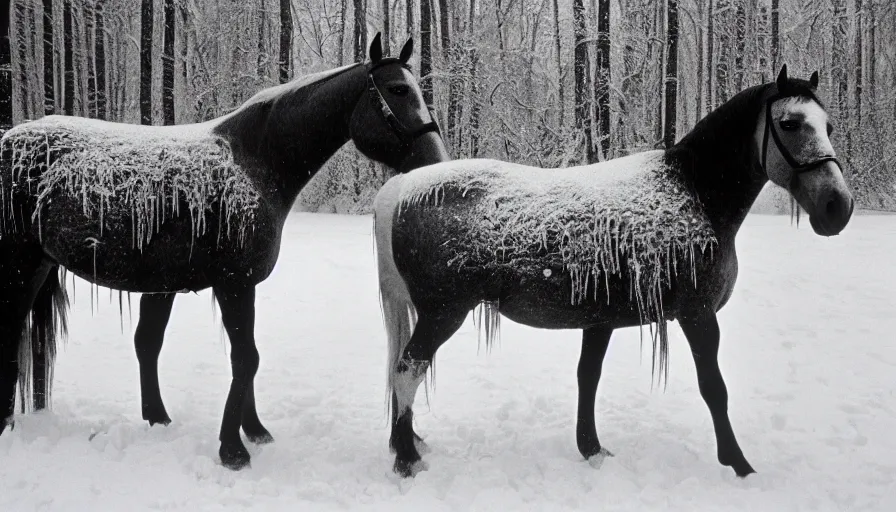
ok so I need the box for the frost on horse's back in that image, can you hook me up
[0,115,259,251]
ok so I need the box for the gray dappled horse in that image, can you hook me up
[374,66,854,478]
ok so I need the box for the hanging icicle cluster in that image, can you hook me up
[397,153,718,385]
[0,116,260,250]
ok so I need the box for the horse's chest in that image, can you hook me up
[685,243,739,312]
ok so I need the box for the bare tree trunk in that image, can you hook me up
[140,0,153,125]
[468,0,480,157]
[573,0,594,163]
[770,0,778,72]
[696,0,704,120]
[595,0,610,159]
[95,0,106,119]
[279,0,292,83]
[353,0,367,63]
[163,0,176,125]
[0,1,10,128]
[257,0,266,80]
[854,0,863,131]
[12,1,34,122]
[551,0,563,127]
[43,0,55,116]
[438,0,457,140]
[868,0,875,104]
[705,0,714,111]
[664,0,679,149]
[734,0,746,89]
[382,0,391,55]
[831,0,848,158]
[420,0,433,105]
[756,2,769,83]
[63,0,74,116]
[406,0,414,38]
[715,0,731,104]
[85,2,95,118]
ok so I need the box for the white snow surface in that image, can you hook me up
[1,212,894,512]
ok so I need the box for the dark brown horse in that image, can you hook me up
[0,34,448,470]
[373,66,853,478]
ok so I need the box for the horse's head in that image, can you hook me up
[756,65,854,236]
[349,33,449,172]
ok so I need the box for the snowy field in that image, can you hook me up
[2,212,895,512]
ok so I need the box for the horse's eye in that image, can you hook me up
[779,120,800,132]
[388,85,410,96]
[827,123,834,136]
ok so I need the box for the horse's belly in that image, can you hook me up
[36,198,278,293]
[493,266,660,329]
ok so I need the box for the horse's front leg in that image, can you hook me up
[214,285,268,470]
[576,326,614,461]
[679,309,755,477]
[134,293,176,426]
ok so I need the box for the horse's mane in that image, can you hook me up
[676,77,822,154]
[235,63,362,111]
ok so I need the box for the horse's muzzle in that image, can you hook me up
[809,190,855,237]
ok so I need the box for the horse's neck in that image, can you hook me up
[674,87,770,242]
[213,65,365,212]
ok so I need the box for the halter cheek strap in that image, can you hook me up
[366,64,441,148]
[762,94,842,178]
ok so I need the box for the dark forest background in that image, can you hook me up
[2,0,894,213]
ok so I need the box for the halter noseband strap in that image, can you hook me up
[761,94,842,177]
[366,62,441,147]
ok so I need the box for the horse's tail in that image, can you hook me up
[18,266,70,412]
[372,176,418,416]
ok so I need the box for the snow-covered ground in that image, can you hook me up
[2,213,895,511]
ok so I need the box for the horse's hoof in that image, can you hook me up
[247,430,274,445]
[147,417,172,427]
[219,442,252,471]
[144,410,172,427]
[732,461,756,478]
[393,457,426,478]
[580,443,613,460]
[720,451,755,478]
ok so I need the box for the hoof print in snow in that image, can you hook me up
[586,447,614,470]
[414,435,431,455]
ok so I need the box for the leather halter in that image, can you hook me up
[761,94,842,178]
[366,61,441,147]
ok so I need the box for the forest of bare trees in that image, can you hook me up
[3,0,895,211]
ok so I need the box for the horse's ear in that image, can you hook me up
[399,38,414,63]
[810,70,819,89]
[776,64,788,91]
[369,32,383,63]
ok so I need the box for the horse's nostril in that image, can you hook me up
[825,195,841,217]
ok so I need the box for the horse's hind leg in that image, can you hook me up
[134,293,176,426]
[576,326,614,461]
[679,310,755,478]
[390,308,466,477]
